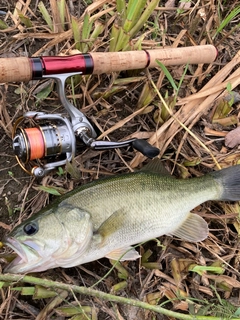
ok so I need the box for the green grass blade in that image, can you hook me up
[109,23,120,51]
[116,0,126,22]
[178,63,188,90]
[114,27,130,51]
[36,185,65,196]
[82,11,91,40]
[71,16,81,51]
[123,0,146,32]
[127,0,138,16]
[57,0,66,30]
[91,21,104,40]
[38,1,53,31]
[214,6,240,38]
[110,0,154,51]
[0,19,8,29]
[81,11,93,52]
[129,0,159,37]
[156,60,178,92]
[17,9,33,28]
[87,21,104,50]
[132,33,145,50]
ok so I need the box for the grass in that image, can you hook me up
[0,0,240,319]
[213,4,240,39]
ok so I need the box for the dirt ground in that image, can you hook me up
[0,0,240,319]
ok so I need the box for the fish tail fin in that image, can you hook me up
[210,165,240,201]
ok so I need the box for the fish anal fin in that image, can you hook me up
[170,212,208,242]
[106,246,140,261]
[140,158,173,177]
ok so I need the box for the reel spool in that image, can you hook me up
[12,112,76,177]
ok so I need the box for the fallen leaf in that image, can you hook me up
[179,1,191,10]
[225,126,240,148]
[165,0,176,8]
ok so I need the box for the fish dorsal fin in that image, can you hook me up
[106,246,140,261]
[140,158,173,177]
[169,212,208,242]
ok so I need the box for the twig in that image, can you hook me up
[0,273,239,320]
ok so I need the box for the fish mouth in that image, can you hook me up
[4,237,40,273]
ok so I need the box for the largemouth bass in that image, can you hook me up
[4,159,240,273]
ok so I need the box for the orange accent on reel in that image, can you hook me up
[24,128,45,160]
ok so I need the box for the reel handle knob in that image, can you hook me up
[131,139,159,158]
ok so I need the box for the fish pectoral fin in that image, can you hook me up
[169,212,208,242]
[97,210,140,262]
[98,208,127,238]
[105,246,141,261]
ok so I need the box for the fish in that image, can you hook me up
[3,159,240,274]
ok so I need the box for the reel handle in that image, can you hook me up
[79,131,160,158]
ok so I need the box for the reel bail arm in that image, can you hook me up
[45,73,97,138]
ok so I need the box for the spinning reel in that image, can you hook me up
[12,73,159,177]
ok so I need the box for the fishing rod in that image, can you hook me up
[0,45,217,82]
[1,45,217,177]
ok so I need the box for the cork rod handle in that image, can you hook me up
[0,57,32,82]
[91,45,217,74]
[0,45,217,83]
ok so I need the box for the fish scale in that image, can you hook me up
[62,172,216,230]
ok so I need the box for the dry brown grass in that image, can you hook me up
[0,0,240,319]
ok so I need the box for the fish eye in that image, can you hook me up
[23,222,39,235]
